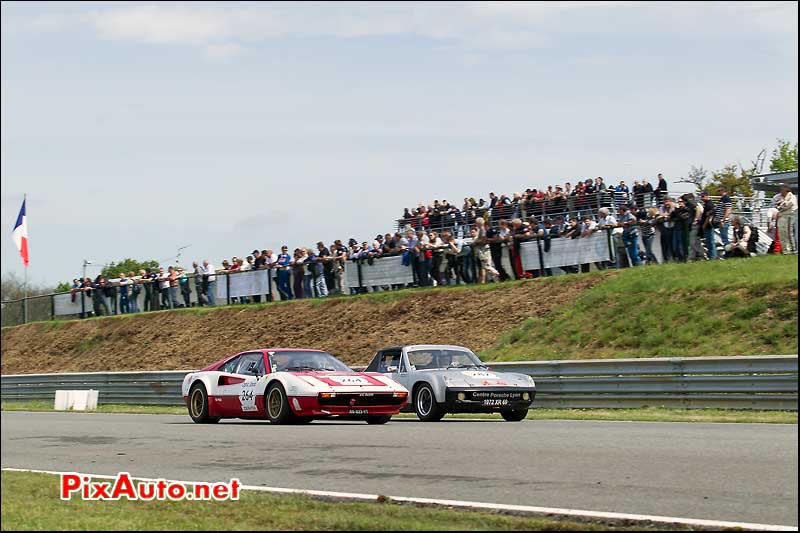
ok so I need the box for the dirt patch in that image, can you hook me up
[1,278,599,374]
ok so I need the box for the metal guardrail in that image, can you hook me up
[1,355,796,411]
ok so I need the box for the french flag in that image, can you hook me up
[12,197,29,266]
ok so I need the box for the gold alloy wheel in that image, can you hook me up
[268,388,283,419]
[190,388,203,418]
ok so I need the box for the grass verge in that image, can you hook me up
[483,255,798,361]
[2,401,795,424]
[1,470,689,531]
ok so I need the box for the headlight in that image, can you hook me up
[457,392,466,401]
[522,392,530,401]
[320,392,336,399]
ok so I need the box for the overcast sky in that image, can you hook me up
[2,1,798,287]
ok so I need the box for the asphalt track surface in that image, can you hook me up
[1,411,797,526]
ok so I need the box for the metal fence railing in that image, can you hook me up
[2,355,796,411]
[396,191,666,235]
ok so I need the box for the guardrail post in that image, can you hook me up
[226,273,231,306]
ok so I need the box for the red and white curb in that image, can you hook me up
[3,467,797,531]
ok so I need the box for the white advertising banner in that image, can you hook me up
[53,292,89,316]
[520,232,612,271]
[216,270,273,300]
[346,255,414,288]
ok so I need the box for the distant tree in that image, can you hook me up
[101,258,160,279]
[706,164,754,197]
[770,139,798,172]
[55,281,72,293]
[0,272,56,301]
[677,165,710,193]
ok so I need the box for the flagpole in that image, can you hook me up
[23,193,28,324]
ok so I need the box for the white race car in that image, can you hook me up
[182,348,409,424]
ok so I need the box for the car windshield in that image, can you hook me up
[407,349,486,370]
[269,351,351,372]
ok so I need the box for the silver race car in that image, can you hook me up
[364,344,535,422]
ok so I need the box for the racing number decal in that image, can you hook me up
[239,382,257,412]
[328,376,369,386]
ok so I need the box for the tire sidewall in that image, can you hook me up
[189,382,209,423]
[415,383,443,421]
[266,382,291,424]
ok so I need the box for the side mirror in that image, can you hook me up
[385,366,398,373]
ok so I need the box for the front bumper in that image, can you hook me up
[290,394,409,417]
[444,387,535,412]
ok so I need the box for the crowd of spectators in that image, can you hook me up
[399,174,670,232]
[69,177,797,318]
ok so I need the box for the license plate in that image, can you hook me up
[348,409,369,415]
[481,399,509,406]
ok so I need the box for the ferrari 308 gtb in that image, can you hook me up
[182,348,409,424]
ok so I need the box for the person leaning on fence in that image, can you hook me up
[291,248,306,298]
[699,191,718,260]
[275,247,293,300]
[683,193,707,262]
[202,260,217,306]
[617,205,642,267]
[775,185,798,255]
[128,271,141,313]
[307,247,329,297]
[331,240,347,295]
[118,271,132,314]
[485,219,511,282]
[636,207,659,265]
[316,241,335,294]
[192,261,206,306]
[658,196,677,261]
[177,266,191,307]
[91,275,111,316]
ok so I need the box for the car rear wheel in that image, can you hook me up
[414,383,445,422]
[265,383,294,424]
[188,382,220,424]
[500,408,528,422]
[365,415,392,425]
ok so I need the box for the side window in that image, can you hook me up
[235,353,265,376]
[409,351,434,370]
[219,355,241,374]
[381,350,402,372]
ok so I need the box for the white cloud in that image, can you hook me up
[9,2,799,58]
[204,42,246,62]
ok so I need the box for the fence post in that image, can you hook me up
[356,260,363,293]
[606,227,615,264]
[226,273,231,306]
[536,236,547,276]
[50,294,55,321]
[80,291,86,319]
[267,269,274,302]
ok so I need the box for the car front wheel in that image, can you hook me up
[500,408,528,422]
[188,382,221,424]
[265,382,295,424]
[414,383,445,422]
